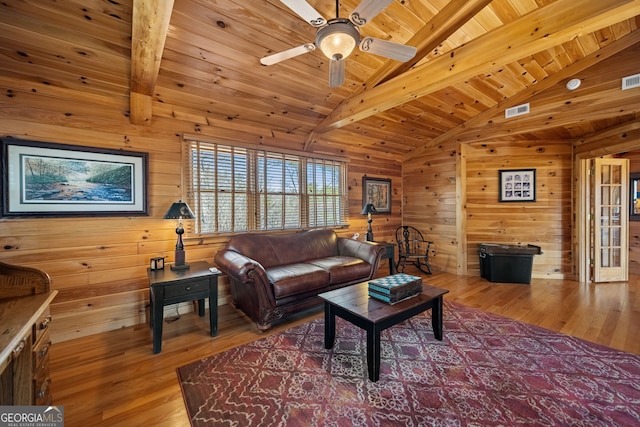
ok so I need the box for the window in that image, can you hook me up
[183,139,348,234]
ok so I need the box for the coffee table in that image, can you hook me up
[319,280,449,382]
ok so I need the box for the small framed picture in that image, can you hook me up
[150,257,165,270]
[499,169,536,202]
[362,176,391,213]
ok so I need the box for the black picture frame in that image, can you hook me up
[630,172,640,221]
[499,169,536,202]
[362,176,391,213]
[1,138,149,217]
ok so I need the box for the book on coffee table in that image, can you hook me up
[368,273,422,304]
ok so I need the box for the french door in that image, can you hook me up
[592,158,629,282]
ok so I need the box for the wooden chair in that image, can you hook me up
[395,226,433,274]
[0,261,51,299]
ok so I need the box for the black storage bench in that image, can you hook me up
[478,243,542,284]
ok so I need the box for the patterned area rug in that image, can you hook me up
[177,301,640,426]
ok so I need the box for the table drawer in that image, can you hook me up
[163,278,210,299]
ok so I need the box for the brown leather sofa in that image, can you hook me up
[214,228,385,330]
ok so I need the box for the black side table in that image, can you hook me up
[378,242,396,275]
[148,260,219,354]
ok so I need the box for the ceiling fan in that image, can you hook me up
[260,0,417,87]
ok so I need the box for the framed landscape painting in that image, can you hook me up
[1,138,148,217]
[499,169,536,202]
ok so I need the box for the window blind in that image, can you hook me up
[183,139,348,234]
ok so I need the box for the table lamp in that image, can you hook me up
[164,200,195,270]
[361,203,377,241]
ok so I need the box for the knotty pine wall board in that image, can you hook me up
[0,113,403,344]
[402,140,460,273]
[465,140,573,279]
[402,138,574,278]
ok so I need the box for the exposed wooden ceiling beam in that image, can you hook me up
[405,29,640,159]
[577,114,640,146]
[311,0,640,135]
[573,119,640,156]
[372,0,493,88]
[303,0,491,151]
[130,0,174,125]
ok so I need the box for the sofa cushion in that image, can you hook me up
[267,263,330,298]
[308,256,372,284]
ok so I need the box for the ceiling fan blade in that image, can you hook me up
[279,0,327,27]
[359,37,416,62]
[260,43,315,66]
[329,58,345,87]
[349,0,394,26]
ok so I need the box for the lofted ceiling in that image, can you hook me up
[1,0,639,158]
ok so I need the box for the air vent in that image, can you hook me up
[505,103,530,119]
[622,73,640,90]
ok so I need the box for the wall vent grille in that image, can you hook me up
[505,103,530,118]
[622,73,640,90]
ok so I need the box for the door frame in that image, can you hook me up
[574,139,639,282]
[576,157,591,283]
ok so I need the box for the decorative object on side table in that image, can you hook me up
[164,200,195,270]
[361,203,376,241]
[149,256,164,271]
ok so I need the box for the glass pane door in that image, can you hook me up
[593,158,628,282]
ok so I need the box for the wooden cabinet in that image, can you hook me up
[33,307,53,405]
[0,262,57,405]
[0,293,57,405]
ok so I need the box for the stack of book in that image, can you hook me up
[368,274,423,304]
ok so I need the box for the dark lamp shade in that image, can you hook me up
[361,203,377,215]
[163,201,195,220]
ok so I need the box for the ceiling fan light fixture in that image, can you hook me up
[316,19,359,60]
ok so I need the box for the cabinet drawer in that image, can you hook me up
[33,365,51,406]
[164,278,210,299]
[33,306,52,345]
[32,329,51,372]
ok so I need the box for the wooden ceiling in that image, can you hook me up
[1,0,639,158]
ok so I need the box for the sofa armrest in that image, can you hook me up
[214,249,278,329]
[214,250,267,284]
[214,249,276,306]
[337,238,385,269]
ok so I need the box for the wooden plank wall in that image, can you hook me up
[402,140,460,273]
[464,140,573,279]
[0,99,401,343]
[402,139,573,279]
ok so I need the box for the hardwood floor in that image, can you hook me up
[50,270,640,426]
